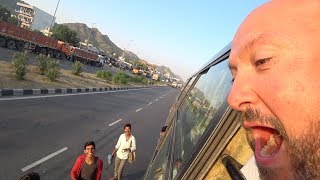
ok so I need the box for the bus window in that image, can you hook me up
[144,128,172,180]
[172,60,232,179]
[178,76,196,101]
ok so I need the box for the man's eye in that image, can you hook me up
[255,58,270,67]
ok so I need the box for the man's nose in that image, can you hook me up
[227,72,258,111]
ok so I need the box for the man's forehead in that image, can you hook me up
[229,33,268,66]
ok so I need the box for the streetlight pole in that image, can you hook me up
[51,0,61,28]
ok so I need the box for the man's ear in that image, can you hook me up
[84,149,86,154]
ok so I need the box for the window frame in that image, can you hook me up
[171,51,241,180]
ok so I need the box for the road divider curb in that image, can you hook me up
[0,86,158,97]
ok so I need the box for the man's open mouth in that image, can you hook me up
[244,121,284,166]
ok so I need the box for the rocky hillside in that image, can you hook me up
[64,23,123,57]
[64,23,182,81]
[157,65,182,80]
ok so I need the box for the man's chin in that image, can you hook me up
[87,154,94,158]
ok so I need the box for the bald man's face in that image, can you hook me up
[228,1,320,179]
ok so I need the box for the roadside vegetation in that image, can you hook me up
[96,70,153,85]
[1,55,157,88]
[36,54,61,81]
[132,75,149,84]
[113,72,131,84]
[96,70,113,81]
[36,55,47,75]
[12,51,29,80]
[45,59,60,81]
[0,60,121,89]
[2,48,162,88]
[72,61,83,76]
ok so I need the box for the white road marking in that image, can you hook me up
[136,108,142,112]
[21,147,68,172]
[155,99,159,101]
[0,88,148,101]
[148,102,152,105]
[109,119,122,126]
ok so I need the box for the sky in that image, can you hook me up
[24,0,268,81]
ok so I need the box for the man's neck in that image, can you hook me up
[85,156,95,163]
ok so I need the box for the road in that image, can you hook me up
[0,47,133,75]
[0,86,179,179]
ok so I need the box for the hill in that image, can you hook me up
[157,65,182,81]
[64,23,182,81]
[64,23,123,58]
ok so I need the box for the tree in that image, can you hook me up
[0,5,20,25]
[50,24,80,46]
[7,16,19,25]
[0,5,11,21]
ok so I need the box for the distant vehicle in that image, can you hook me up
[0,21,103,67]
[132,68,139,74]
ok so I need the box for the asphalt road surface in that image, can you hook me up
[0,47,133,75]
[0,86,179,179]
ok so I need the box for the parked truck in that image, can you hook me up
[0,21,102,67]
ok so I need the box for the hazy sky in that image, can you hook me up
[24,0,267,81]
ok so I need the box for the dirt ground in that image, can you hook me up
[0,61,141,89]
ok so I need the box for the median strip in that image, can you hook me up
[21,147,68,172]
[0,89,144,101]
[0,86,155,97]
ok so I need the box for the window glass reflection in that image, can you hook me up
[145,128,172,180]
[178,77,196,101]
[172,60,232,179]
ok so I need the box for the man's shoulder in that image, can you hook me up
[77,154,86,160]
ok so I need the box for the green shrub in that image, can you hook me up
[132,75,149,84]
[96,70,103,78]
[96,70,112,81]
[105,71,113,81]
[36,54,48,75]
[142,78,149,84]
[45,59,60,81]
[12,51,29,80]
[132,75,142,83]
[113,72,130,84]
[72,61,83,75]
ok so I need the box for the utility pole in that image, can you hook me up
[51,0,61,28]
